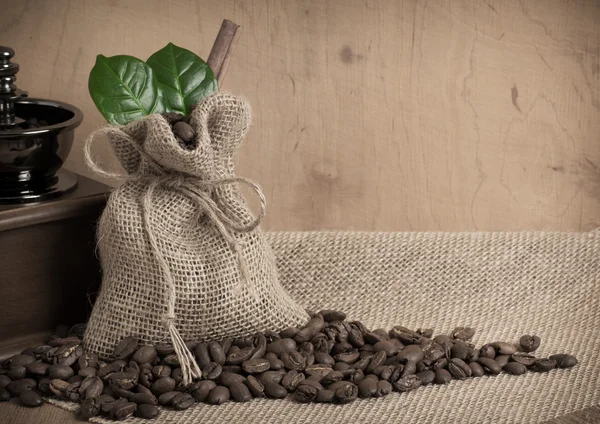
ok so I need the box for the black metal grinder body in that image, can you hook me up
[0,46,83,203]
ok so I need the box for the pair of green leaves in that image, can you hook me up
[88,43,217,125]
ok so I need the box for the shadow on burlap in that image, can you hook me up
[48,231,600,423]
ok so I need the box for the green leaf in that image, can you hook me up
[88,54,164,125]
[146,43,217,115]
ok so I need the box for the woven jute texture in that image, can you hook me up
[51,230,599,423]
[83,93,308,381]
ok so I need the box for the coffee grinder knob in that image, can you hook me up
[0,46,28,128]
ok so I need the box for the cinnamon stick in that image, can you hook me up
[207,19,241,87]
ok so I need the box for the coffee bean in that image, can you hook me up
[8,366,27,380]
[48,364,75,380]
[25,361,49,376]
[365,351,386,374]
[295,384,318,403]
[277,327,298,340]
[479,344,496,359]
[281,370,305,391]
[130,392,158,405]
[378,365,395,381]
[79,397,102,418]
[511,352,537,367]
[241,358,270,374]
[389,364,405,383]
[311,389,334,403]
[0,387,11,402]
[393,374,421,392]
[37,378,50,395]
[244,375,264,398]
[113,337,138,360]
[417,328,434,338]
[151,365,171,379]
[319,310,347,322]
[139,368,153,389]
[451,341,471,361]
[451,327,476,341]
[8,354,36,368]
[7,378,37,396]
[136,404,159,419]
[295,314,325,343]
[416,370,436,385]
[80,376,104,399]
[0,376,10,389]
[227,346,254,365]
[133,346,158,365]
[503,362,527,375]
[153,344,173,358]
[162,353,180,367]
[495,355,510,368]
[421,342,445,366]
[334,383,358,403]
[267,358,285,371]
[252,334,268,355]
[389,326,421,345]
[400,361,417,378]
[478,357,502,375]
[434,369,452,384]
[281,351,306,371]
[342,328,361,348]
[219,371,247,387]
[358,378,377,398]
[448,358,472,380]
[431,334,450,344]
[208,386,231,405]
[519,335,541,353]
[549,354,578,369]
[172,392,195,410]
[397,345,424,364]
[97,362,124,381]
[159,390,182,405]
[334,362,351,372]
[193,363,218,382]
[193,343,211,368]
[109,371,138,390]
[78,352,99,369]
[491,342,517,355]
[111,401,137,420]
[532,358,557,372]
[229,382,252,402]
[99,395,120,415]
[375,380,393,397]
[206,342,227,367]
[78,367,97,378]
[173,121,195,143]
[151,377,176,395]
[19,390,43,407]
[469,362,485,377]
[267,338,297,356]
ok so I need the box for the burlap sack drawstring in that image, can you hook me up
[85,125,266,385]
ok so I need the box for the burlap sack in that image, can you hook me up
[50,230,600,423]
[82,93,308,383]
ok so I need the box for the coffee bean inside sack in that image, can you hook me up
[0,314,578,421]
[161,112,197,150]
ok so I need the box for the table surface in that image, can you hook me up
[0,173,110,232]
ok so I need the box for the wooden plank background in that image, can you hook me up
[2,0,600,231]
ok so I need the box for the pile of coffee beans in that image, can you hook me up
[0,311,577,421]
[161,112,196,150]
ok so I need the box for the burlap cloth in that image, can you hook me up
[48,230,600,423]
